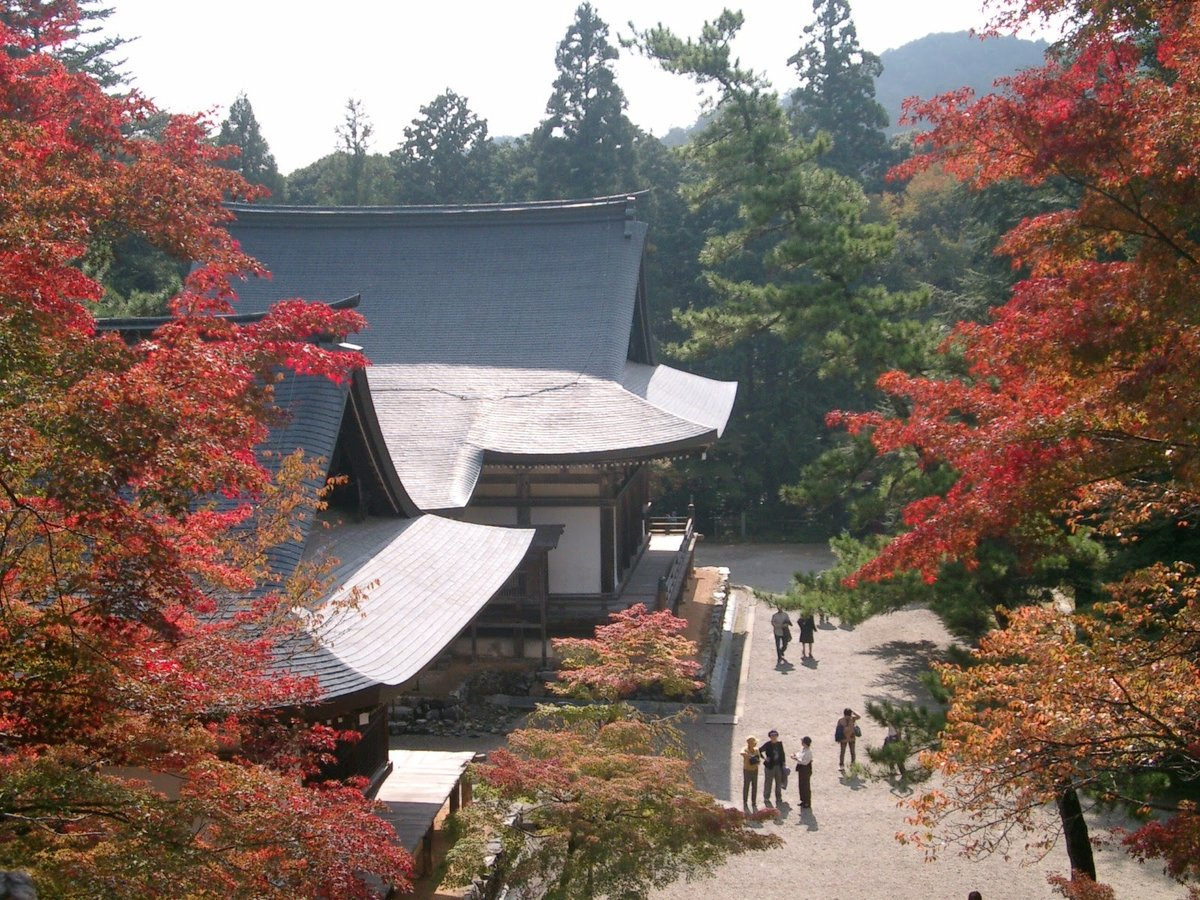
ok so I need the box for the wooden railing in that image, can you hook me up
[647,514,692,535]
[659,516,696,611]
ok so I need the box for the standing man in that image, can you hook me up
[760,729,787,806]
[792,736,813,807]
[770,607,793,664]
[836,708,861,772]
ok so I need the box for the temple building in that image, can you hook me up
[226,196,737,635]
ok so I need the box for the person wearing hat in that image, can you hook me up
[791,736,813,807]
[760,729,787,806]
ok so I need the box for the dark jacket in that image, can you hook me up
[761,738,787,769]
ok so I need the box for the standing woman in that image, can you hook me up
[836,708,861,772]
[740,736,761,810]
[798,611,816,659]
[792,736,813,807]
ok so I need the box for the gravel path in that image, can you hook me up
[650,544,1184,900]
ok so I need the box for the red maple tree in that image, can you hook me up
[444,606,777,898]
[831,0,1200,891]
[550,603,704,702]
[0,7,411,895]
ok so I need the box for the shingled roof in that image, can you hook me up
[225,196,737,511]
[285,514,533,699]
[252,371,532,702]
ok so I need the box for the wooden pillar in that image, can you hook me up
[420,832,433,876]
[540,555,549,666]
[516,473,531,526]
[600,505,615,595]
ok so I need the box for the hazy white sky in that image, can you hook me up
[103,1,1006,173]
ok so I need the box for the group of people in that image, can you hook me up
[739,709,863,812]
[740,730,811,810]
[769,607,815,664]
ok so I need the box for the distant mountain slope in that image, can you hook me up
[877,31,1048,133]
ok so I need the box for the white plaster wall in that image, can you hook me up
[532,506,600,594]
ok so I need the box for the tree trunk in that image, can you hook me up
[1056,784,1097,882]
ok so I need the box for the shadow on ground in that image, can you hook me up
[864,638,944,699]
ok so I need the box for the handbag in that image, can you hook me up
[780,765,790,789]
[854,724,862,737]
[834,723,844,743]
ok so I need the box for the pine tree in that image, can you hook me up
[1,0,129,88]
[392,89,494,204]
[634,11,925,536]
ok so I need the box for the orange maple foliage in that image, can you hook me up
[0,7,410,895]
[830,0,1200,889]
[905,571,1199,878]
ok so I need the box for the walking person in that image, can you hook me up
[740,736,761,810]
[760,729,787,806]
[791,736,813,807]
[770,607,793,664]
[836,708,861,772]
[797,611,816,658]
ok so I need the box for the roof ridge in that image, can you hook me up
[226,193,648,227]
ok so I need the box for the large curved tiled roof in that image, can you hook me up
[253,372,533,701]
[284,515,534,699]
[226,197,737,511]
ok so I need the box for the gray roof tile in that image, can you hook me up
[280,515,534,698]
[225,198,737,510]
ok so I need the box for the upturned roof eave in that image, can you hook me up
[478,431,720,468]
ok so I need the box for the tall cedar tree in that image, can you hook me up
[444,606,778,899]
[788,0,892,189]
[533,2,638,199]
[832,0,1200,889]
[0,10,413,895]
[392,88,495,204]
[634,10,925,536]
[215,92,283,199]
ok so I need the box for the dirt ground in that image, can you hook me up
[651,548,1186,900]
[408,546,1186,899]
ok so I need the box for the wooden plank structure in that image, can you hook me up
[375,749,479,877]
[621,529,696,610]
